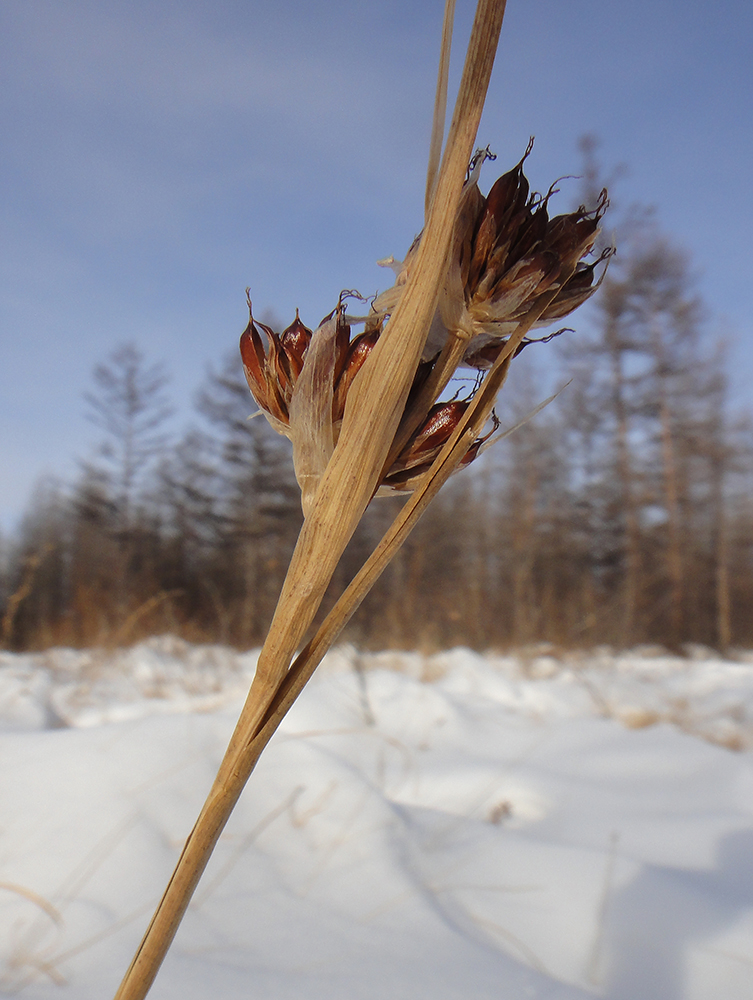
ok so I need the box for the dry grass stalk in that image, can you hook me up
[425,0,457,221]
[114,0,610,993]
[107,589,183,649]
[1,545,51,647]
[114,3,507,997]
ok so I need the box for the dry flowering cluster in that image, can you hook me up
[241,142,610,513]
[113,3,612,998]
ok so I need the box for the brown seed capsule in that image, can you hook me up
[381,400,498,492]
[537,247,613,322]
[240,300,289,426]
[332,328,381,424]
[332,312,355,392]
[280,311,312,379]
[392,400,469,473]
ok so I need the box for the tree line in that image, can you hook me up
[3,151,752,653]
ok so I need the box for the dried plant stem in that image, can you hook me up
[108,590,182,649]
[114,4,507,998]
[245,0,507,706]
[1,546,50,646]
[425,0,457,220]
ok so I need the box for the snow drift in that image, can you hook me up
[1,639,752,999]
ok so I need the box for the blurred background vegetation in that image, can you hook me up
[2,144,752,654]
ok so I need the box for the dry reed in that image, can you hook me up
[113,1,608,995]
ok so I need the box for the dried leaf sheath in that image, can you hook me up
[287,314,338,516]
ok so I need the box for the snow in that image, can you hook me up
[1,638,753,999]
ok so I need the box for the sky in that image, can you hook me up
[1,0,752,534]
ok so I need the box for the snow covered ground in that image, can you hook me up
[2,638,753,999]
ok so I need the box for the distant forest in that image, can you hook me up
[3,148,752,653]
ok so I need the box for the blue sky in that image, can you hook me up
[1,0,751,532]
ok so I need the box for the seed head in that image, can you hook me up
[374,141,613,367]
[240,299,494,509]
[241,145,611,513]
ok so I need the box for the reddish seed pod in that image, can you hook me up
[507,202,550,266]
[468,164,530,292]
[382,401,497,490]
[484,146,531,233]
[390,400,468,473]
[539,254,611,321]
[240,308,272,403]
[239,301,294,425]
[343,329,380,376]
[483,168,521,229]
[464,338,528,369]
[332,329,380,422]
[239,321,264,389]
[332,313,354,388]
[543,215,596,265]
[412,400,467,451]
[271,334,294,396]
[280,311,312,378]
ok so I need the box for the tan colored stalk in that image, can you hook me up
[113,3,507,998]
[425,0,457,220]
